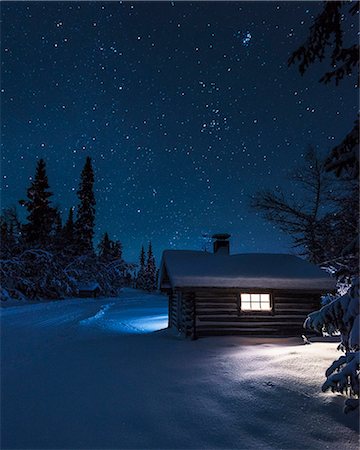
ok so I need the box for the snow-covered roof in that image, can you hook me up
[78,282,101,291]
[160,250,335,291]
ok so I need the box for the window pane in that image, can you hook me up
[260,294,271,309]
[251,294,260,303]
[251,302,261,310]
[241,293,250,302]
[241,301,251,310]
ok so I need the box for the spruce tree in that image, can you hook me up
[98,232,112,262]
[145,242,157,292]
[62,207,77,257]
[111,240,122,260]
[63,208,74,243]
[136,245,146,290]
[20,158,56,248]
[50,208,63,251]
[75,157,96,255]
[98,233,123,262]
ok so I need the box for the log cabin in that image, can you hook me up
[159,234,336,339]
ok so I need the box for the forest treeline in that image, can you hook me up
[1,157,157,301]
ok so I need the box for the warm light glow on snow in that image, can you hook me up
[241,293,271,310]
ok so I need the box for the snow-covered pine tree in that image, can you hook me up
[19,159,57,248]
[136,245,146,290]
[75,157,96,255]
[144,242,157,292]
[305,278,359,413]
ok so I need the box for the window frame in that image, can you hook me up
[239,292,273,314]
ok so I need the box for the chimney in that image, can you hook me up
[212,233,231,255]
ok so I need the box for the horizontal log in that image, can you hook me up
[197,316,305,325]
[196,329,304,336]
[195,299,238,303]
[275,303,318,308]
[196,303,238,307]
[274,310,316,316]
[197,314,307,320]
[196,324,303,330]
[274,297,319,303]
[196,310,239,315]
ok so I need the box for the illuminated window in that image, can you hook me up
[241,293,271,311]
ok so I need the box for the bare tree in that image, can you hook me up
[252,148,358,279]
[252,149,330,264]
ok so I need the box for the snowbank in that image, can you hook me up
[1,289,357,449]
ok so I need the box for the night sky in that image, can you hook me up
[1,1,357,263]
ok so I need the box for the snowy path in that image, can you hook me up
[1,289,358,449]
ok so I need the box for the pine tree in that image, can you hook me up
[75,157,96,255]
[50,208,63,251]
[136,245,146,290]
[63,208,74,243]
[98,232,112,262]
[61,207,77,257]
[20,159,56,248]
[144,242,157,292]
[140,245,145,267]
[98,233,123,262]
[111,240,122,260]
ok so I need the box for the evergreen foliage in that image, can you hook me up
[98,232,123,262]
[1,157,130,301]
[75,156,96,255]
[62,207,76,256]
[145,242,157,292]
[50,208,63,252]
[135,243,157,292]
[0,207,23,256]
[305,278,359,413]
[136,245,147,290]
[19,159,57,248]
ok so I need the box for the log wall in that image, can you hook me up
[168,289,321,338]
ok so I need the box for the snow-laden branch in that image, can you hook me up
[305,277,359,412]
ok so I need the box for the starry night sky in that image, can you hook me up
[1,1,357,263]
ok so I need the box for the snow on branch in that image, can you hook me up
[305,277,359,412]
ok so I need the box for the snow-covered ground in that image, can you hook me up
[1,289,358,449]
